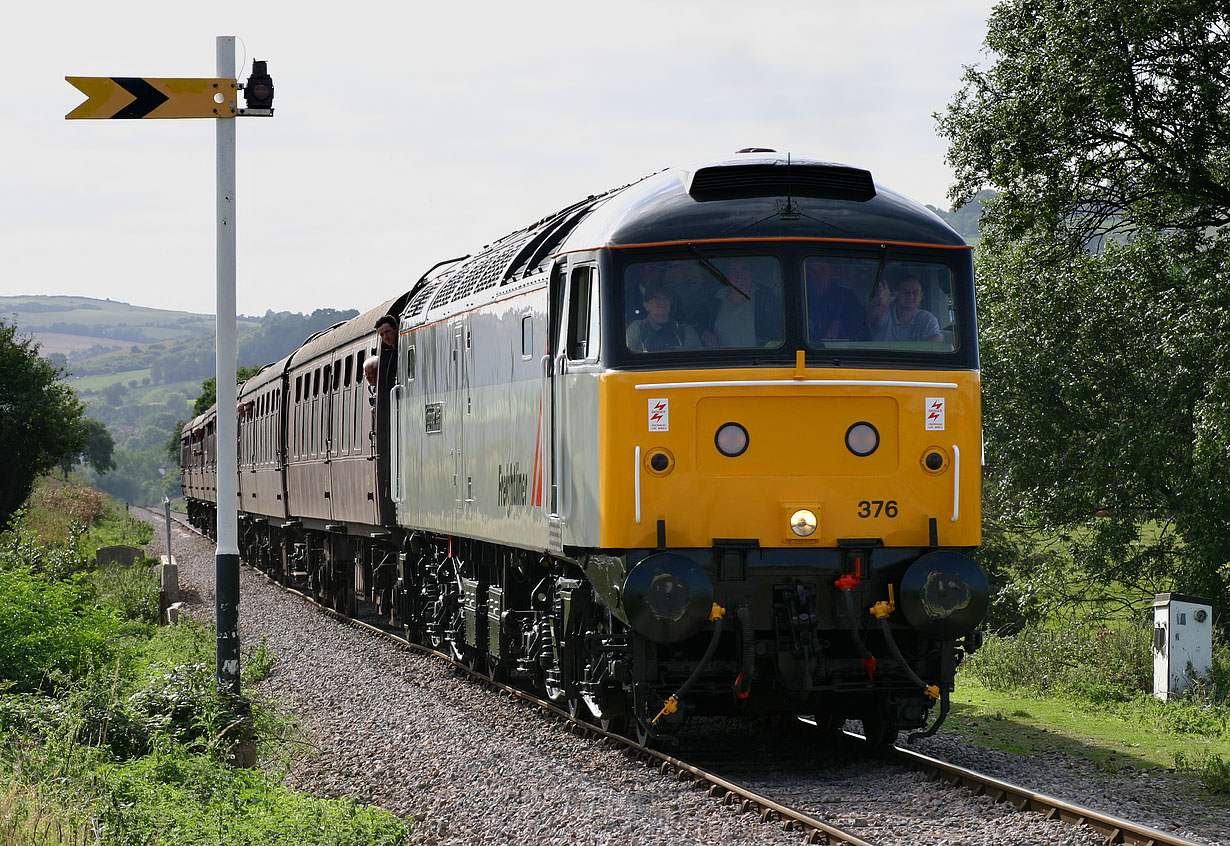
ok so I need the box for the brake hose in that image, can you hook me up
[652,604,726,724]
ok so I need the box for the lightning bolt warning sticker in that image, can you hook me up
[648,397,670,432]
[925,397,946,431]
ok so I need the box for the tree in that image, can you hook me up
[0,321,88,525]
[938,0,1230,621]
[938,0,1230,246]
[57,418,116,479]
[192,366,263,417]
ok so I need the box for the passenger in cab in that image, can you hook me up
[626,285,702,352]
[867,275,943,342]
[804,259,866,341]
[705,258,782,348]
[624,262,668,324]
[662,265,717,335]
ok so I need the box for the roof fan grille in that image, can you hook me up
[689,163,875,202]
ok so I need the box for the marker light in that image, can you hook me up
[715,423,749,457]
[845,422,879,456]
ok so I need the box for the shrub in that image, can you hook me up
[1175,750,1230,794]
[90,559,160,625]
[0,512,92,582]
[0,565,125,692]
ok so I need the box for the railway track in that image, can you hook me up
[147,507,1207,846]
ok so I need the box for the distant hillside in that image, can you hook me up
[0,296,257,358]
[927,190,996,244]
[2,295,357,507]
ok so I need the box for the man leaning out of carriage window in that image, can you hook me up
[626,285,702,352]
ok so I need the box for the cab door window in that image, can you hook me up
[567,265,600,362]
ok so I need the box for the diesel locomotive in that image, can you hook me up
[182,150,988,745]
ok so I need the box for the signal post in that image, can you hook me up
[67,36,274,696]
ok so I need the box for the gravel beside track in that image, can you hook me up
[145,512,1227,845]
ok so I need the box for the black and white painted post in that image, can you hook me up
[214,35,241,696]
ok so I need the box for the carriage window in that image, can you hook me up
[344,354,353,387]
[802,257,958,352]
[624,256,783,353]
[521,316,534,359]
[405,344,416,382]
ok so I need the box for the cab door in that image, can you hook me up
[545,259,601,550]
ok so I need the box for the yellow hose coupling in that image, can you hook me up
[652,695,679,725]
[709,603,726,621]
[924,685,940,700]
[870,584,897,619]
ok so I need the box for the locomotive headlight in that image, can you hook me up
[715,422,749,457]
[845,422,879,456]
[789,509,817,537]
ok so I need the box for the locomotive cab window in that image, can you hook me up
[623,255,783,354]
[803,257,959,352]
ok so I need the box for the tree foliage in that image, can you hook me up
[938,0,1230,245]
[0,321,87,525]
[192,366,263,417]
[940,0,1230,622]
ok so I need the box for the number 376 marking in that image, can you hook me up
[857,500,898,518]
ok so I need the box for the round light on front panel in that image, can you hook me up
[845,422,879,456]
[790,509,817,537]
[715,422,749,457]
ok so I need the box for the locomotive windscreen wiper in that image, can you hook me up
[687,243,749,301]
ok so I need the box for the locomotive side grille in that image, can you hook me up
[405,275,445,321]
[429,239,527,311]
[688,163,876,202]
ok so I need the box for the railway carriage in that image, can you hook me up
[185,150,988,745]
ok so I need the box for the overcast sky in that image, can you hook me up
[2,0,996,317]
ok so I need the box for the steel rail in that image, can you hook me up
[884,743,1203,846]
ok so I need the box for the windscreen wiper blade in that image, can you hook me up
[687,243,748,301]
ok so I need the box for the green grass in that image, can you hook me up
[950,677,1230,773]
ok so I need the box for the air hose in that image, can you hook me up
[869,585,940,702]
[841,587,876,678]
[652,604,725,724]
[733,605,754,698]
[878,616,939,699]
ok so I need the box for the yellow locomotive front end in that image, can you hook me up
[600,365,981,551]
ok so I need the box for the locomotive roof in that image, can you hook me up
[559,152,965,252]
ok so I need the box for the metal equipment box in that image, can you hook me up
[1152,593,1213,700]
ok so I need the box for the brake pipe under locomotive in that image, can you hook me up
[182,151,988,745]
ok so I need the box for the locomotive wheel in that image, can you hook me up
[859,709,899,748]
[596,714,627,735]
[633,718,654,748]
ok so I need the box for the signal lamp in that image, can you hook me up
[244,60,274,109]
